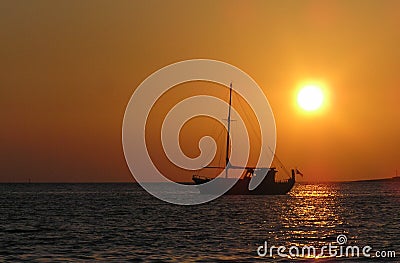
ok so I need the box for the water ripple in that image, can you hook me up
[0,182,399,262]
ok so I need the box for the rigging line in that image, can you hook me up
[267,146,291,178]
[216,127,225,167]
[200,123,226,169]
[234,91,273,164]
[234,91,272,158]
[241,99,279,176]
[235,94,261,144]
[196,118,219,170]
[234,91,290,178]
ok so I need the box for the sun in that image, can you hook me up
[297,85,324,111]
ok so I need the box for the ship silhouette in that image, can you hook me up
[192,83,300,195]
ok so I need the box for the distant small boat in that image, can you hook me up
[192,83,299,195]
[392,169,400,181]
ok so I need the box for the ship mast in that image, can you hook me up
[225,83,233,178]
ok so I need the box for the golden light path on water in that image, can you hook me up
[257,182,399,260]
[273,184,346,259]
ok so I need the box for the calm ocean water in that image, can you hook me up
[0,181,399,262]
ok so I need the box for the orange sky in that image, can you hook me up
[1,0,399,182]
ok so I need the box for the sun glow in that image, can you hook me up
[297,85,324,111]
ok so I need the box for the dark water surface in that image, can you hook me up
[1,181,399,262]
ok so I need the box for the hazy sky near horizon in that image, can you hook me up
[1,0,399,182]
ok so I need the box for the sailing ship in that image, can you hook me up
[192,83,299,195]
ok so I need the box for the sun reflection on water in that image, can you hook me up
[267,183,348,258]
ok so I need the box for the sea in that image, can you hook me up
[1,181,399,262]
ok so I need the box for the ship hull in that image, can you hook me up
[193,176,295,195]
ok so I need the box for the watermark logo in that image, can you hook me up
[257,234,396,259]
[336,234,347,245]
[122,59,276,205]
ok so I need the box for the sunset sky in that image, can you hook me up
[1,0,399,182]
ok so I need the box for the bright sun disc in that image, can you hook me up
[297,85,324,111]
